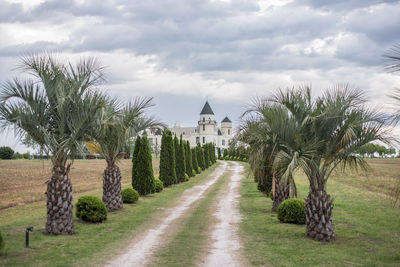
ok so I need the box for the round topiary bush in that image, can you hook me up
[153,179,164,193]
[0,146,14,160]
[197,167,202,173]
[184,173,189,181]
[122,188,139,203]
[76,196,107,223]
[277,198,306,224]
[0,230,4,251]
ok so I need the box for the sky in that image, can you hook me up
[1,0,400,152]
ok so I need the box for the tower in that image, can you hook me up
[221,116,232,136]
[198,101,217,144]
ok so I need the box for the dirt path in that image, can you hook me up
[105,161,228,267]
[202,161,246,267]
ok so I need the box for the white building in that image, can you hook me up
[146,101,233,150]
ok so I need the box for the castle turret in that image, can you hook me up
[198,101,217,144]
[221,116,232,136]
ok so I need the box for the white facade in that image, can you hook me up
[146,101,233,150]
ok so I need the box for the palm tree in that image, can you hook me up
[240,104,296,211]
[269,86,387,242]
[86,97,161,211]
[0,54,106,235]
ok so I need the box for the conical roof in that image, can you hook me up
[221,116,231,123]
[200,101,214,115]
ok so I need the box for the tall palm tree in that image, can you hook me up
[240,103,297,211]
[0,54,107,235]
[86,97,162,211]
[269,86,387,242]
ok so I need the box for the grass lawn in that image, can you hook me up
[0,159,217,266]
[239,159,400,266]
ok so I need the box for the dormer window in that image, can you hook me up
[203,125,205,131]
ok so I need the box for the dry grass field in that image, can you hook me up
[0,158,160,210]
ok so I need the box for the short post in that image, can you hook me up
[25,227,34,247]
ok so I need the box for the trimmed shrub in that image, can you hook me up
[0,230,4,251]
[191,148,199,174]
[122,188,139,203]
[132,136,141,188]
[184,173,189,181]
[185,141,194,177]
[154,179,164,193]
[0,146,14,160]
[175,135,186,183]
[197,167,202,173]
[22,153,29,159]
[277,199,306,224]
[159,130,177,187]
[132,135,155,195]
[76,196,107,223]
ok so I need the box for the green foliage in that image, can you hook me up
[196,144,205,170]
[191,148,199,174]
[203,144,209,168]
[223,149,228,159]
[153,178,164,193]
[175,135,186,183]
[76,196,107,223]
[132,136,141,188]
[22,153,29,159]
[122,188,139,203]
[0,230,4,251]
[356,143,396,158]
[198,166,202,173]
[132,135,155,195]
[269,191,274,200]
[159,130,177,187]
[185,141,194,177]
[184,173,189,181]
[217,147,221,159]
[0,146,14,160]
[277,199,306,224]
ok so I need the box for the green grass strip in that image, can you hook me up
[149,163,232,267]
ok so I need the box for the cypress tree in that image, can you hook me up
[132,134,155,195]
[132,136,141,188]
[223,148,228,159]
[203,144,209,168]
[192,148,199,174]
[217,147,221,160]
[196,144,205,171]
[175,135,186,183]
[159,130,177,187]
[211,144,216,163]
[185,141,194,177]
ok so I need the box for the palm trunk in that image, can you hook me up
[272,179,290,212]
[305,189,335,242]
[45,165,74,235]
[102,164,123,211]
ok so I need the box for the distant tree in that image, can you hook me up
[159,130,177,186]
[197,143,205,170]
[175,135,186,183]
[185,141,194,177]
[0,146,14,159]
[191,148,199,174]
[132,134,155,195]
[203,144,209,168]
[223,149,228,159]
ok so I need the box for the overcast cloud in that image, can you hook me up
[1,0,400,152]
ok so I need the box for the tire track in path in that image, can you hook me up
[105,161,228,267]
[202,161,246,267]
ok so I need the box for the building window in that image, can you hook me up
[203,117,205,122]
[203,137,205,144]
[149,138,153,144]
[228,129,230,135]
[196,137,200,143]
[203,125,205,131]
[222,140,225,146]
[183,131,185,135]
